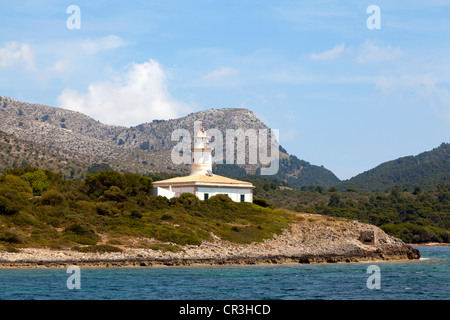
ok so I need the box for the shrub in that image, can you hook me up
[41,190,65,206]
[131,209,143,219]
[63,224,100,245]
[178,193,201,206]
[218,225,268,244]
[208,194,232,203]
[147,196,170,209]
[64,224,96,237]
[0,230,23,244]
[160,213,174,220]
[101,186,128,202]
[96,203,112,216]
[253,198,269,207]
[4,175,33,197]
[0,196,19,215]
[1,246,20,253]
[156,225,202,246]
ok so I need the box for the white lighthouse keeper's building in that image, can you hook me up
[151,122,254,202]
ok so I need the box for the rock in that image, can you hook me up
[0,212,421,268]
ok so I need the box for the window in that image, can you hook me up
[240,194,245,202]
[204,193,209,200]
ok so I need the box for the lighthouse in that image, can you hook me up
[190,122,213,176]
[151,121,254,202]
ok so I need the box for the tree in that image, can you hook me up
[413,186,422,195]
[101,186,128,202]
[85,170,152,198]
[21,170,51,196]
[4,174,33,198]
[328,194,340,207]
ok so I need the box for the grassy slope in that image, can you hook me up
[253,183,450,243]
[0,170,300,252]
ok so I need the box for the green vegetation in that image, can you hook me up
[215,143,449,192]
[253,180,450,244]
[339,142,449,192]
[213,155,449,244]
[1,161,448,251]
[0,167,297,251]
[214,156,341,189]
[269,155,341,189]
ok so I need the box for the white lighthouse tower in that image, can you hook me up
[190,122,213,176]
[151,121,254,202]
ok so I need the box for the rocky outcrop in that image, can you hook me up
[0,213,420,268]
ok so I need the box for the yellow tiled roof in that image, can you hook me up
[153,174,253,187]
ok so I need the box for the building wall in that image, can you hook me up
[171,186,196,198]
[154,185,253,202]
[151,187,176,199]
[196,187,252,202]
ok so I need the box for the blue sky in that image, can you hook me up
[0,0,449,180]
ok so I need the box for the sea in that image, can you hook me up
[0,246,448,300]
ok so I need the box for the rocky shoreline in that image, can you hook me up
[0,213,421,268]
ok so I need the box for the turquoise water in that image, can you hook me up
[0,246,448,300]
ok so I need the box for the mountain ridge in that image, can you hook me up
[1,96,447,191]
[339,142,449,192]
[0,96,339,186]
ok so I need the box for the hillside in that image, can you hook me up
[0,95,340,187]
[339,143,450,192]
[0,130,90,179]
[1,95,446,191]
[0,96,183,175]
[0,167,419,266]
[270,155,340,188]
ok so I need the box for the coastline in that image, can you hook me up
[0,253,418,269]
[0,213,421,269]
[409,242,450,247]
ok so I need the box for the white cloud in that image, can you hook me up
[43,35,126,74]
[57,59,190,127]
[0,35,125,77]
[46,60,71,73]
[309,43,347,61]
[376,73,450,121]
[357,40,403,64]
[0,41,35,69]
[79,35,126,55]
[202,67,238,79]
